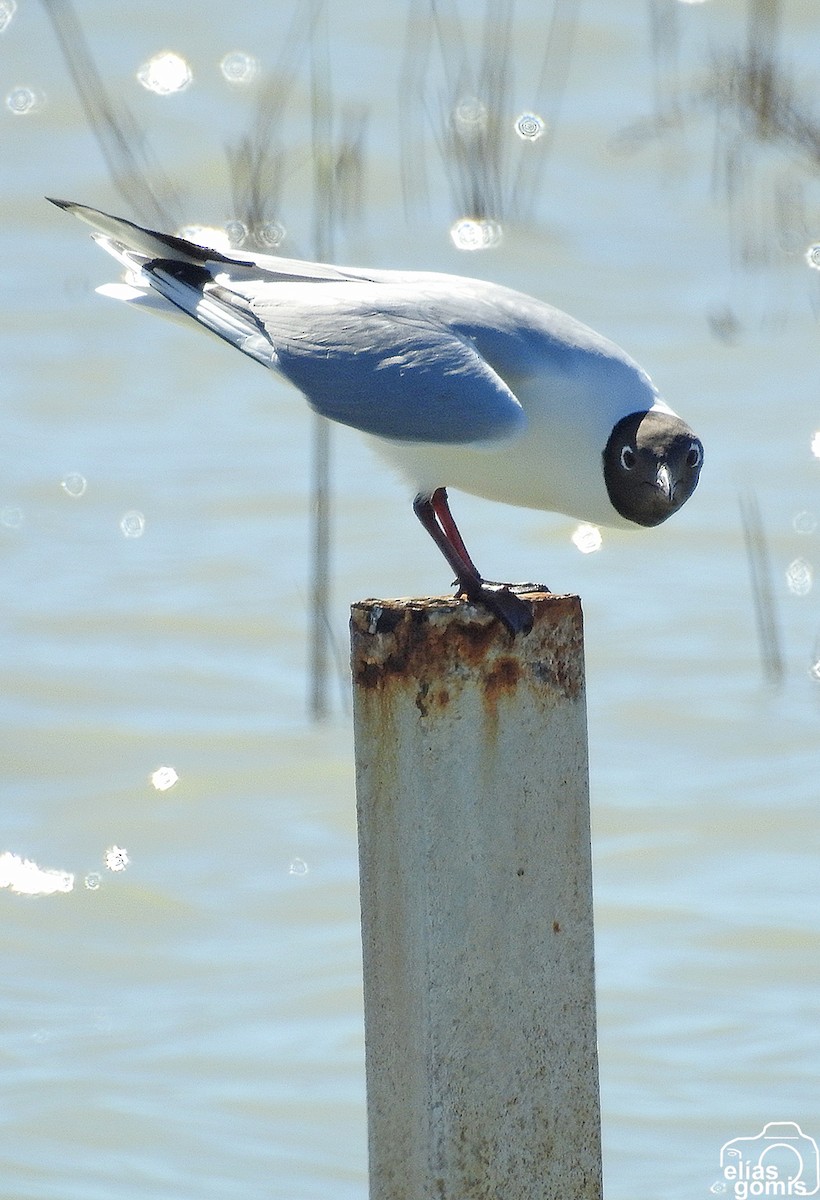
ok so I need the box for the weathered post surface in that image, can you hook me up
[350,593,602,1200]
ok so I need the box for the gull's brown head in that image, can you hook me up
[603,409,703,527]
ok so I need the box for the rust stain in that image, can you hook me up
[351,597,496,692]
[480,652,525,728]
[484,655,521,698]
[414,681,451,716]
[350,594,584,709]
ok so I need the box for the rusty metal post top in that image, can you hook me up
[350,592,585,706]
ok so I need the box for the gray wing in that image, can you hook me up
[252,292,526,445]
[140,264,526,445]
[53,199,525,445]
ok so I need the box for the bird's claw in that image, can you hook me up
[457,581,536,636]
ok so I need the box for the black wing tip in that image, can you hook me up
[46,196,76,212]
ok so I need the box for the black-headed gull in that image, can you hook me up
[50,199,703,633]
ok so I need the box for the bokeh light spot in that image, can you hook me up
[1,851,74,895]
[6,86,44,116]
[0,1,17,33]
[220,51,258,85]
[785,558,813,596]
[792,510,817,535]
[119,510,145,538]
[0,505,23,529]
[151,766,179,792]
[515,112,546,141]
[104,846,129,873]
[61,472,87,498]
[450,218,503,251]
[571,523,603,554]
[137,51,192,96]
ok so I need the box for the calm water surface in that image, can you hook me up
[2,1,820,1196]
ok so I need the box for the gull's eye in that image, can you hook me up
[620,446,636,470]
[686,442,702,469]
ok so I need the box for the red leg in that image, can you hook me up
[413,488,536,635]
[430,487,481,579]
[413,488,483,595]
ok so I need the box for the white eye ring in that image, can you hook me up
[686,442,702,469]
[620,446,636,470]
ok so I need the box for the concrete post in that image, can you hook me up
[350,593,602,1200]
